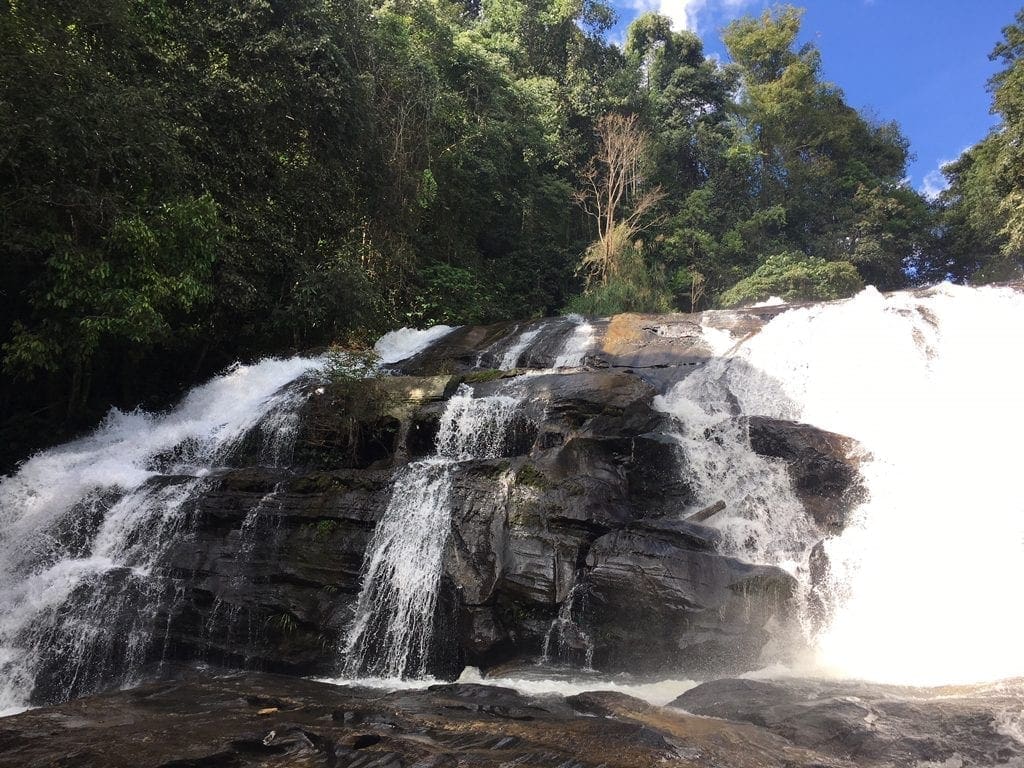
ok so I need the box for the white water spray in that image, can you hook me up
[500,323,548,369]
[0,357,322,712]
[374,325,456,365]
[669,284,1024,686]
[554,315,595,368]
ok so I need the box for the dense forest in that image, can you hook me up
[1,0,1023,469]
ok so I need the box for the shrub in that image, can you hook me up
[719,252,864,307]
[564,248,672,316]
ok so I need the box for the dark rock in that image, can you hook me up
[745,416,865,534]
[671,677,1024,767]
[157,467,395,676]
[16,310,872,704]
[292,375,451,470]
[0,672,870,768]
[583,522,797,674]
[395,322,519,375]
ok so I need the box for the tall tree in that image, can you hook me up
[575,113,665,285]
[934,8,1024,283]
[722,6,928,290]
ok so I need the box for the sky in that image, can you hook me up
[608,0,1022,198]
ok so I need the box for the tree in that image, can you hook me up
[990,9,1024,254]
[575,113,665,285]
[721,6,927,289]
[933,9,1024,283]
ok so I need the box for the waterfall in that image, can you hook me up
[654,334,818,572]
[0,357,323,713]
[664,284,1024,686]
[374,325,456,365]
[540,583,595,670]
[554,315,596,368]
[500,323,548,369]
[342,384,520,679]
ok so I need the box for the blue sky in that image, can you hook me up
[608,0,1021,198]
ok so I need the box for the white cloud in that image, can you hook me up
[919,146,972,202]
[921,168,949,202]
[628,0,758,33]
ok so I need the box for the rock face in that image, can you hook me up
[14,308,867,706]
[6,673,1020,768]
[671,677,1024,767]
[745,416,865,533]
[0,672,865,768]
[584,519,796,674]
[145,314,866,685]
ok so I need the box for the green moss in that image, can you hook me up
[268,612,298,635]
[561,479,586,497]
[508,500,545,528]
[462,368,506,383]
[516,464,550,489]
[314,519,337,541]
[291,473,346,493]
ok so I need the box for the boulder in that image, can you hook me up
[583,520,796,674]
[0,672,865,768]
[671,677,1024,767]
[745,416,865,533]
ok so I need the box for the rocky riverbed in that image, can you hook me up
[2,672,1021,767]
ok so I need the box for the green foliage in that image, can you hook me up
[564,248,672,315]
[322,345,401,424]
[409,265,494,327]
[314,520,338,541]
[711,6,925,290]
[0,0,994,468]
[719,253,864,308]
[5,196,221,376]
[933,9,1024,282]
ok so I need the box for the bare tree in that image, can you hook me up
[575,113,665,286]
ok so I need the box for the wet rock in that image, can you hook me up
[158,467,394,676]
[396,322,519,375]
[671,677,1024,767]
[0,672,864,768]
[292,375,452,470]
[745,416,865,533]
[30,316,867,697]
[584,521,796,675]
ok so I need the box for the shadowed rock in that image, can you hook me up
[671,677,1024,767]
[0,673,862,768]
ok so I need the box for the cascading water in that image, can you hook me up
[500,323,549,369]
[655,347,818,572]
[0,325,459,713]
[374,325,456,365]
[663,284,1024,686]
[540,583,595,670]
[342,384,521,679]
[0,357,323,713]
[554,315,596,368]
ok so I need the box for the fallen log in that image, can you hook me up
[686,500,726,523]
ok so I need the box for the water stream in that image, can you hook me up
[0,357,323,713]
[341,384,521,679]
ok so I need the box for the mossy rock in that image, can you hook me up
[462,368,507,384]
[515,464,550,489]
